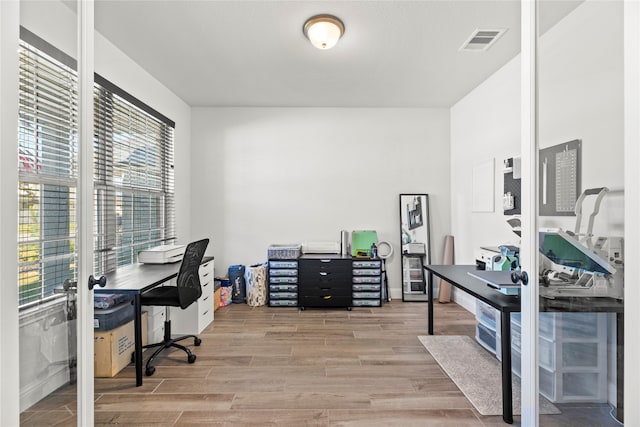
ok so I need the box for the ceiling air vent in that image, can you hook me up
[460,29,507,51]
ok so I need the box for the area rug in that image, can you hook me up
[418,335,560,416]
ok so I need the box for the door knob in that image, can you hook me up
[88,275,107,290]
[510,270,529,286]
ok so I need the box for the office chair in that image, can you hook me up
[140,238,209,376]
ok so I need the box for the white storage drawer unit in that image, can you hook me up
[475,299,608,403]
[170,258,215,334]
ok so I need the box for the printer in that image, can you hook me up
[138,244,185,264]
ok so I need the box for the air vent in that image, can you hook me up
[460,29,507,51]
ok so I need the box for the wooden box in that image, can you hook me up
[214,287,221,311]
[94,312,147,378]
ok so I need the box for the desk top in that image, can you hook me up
[426,265,521,313]
[98,256,214,295]
[425,264,623,314]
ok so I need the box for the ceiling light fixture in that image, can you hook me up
[303,14,345,50]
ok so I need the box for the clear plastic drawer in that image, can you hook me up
[352,292,380,299]
[352,284,381,292]
[269,260,298,269]
[352,276,381,284]
[269,276,297,284]
[352,299,381,307]
[269,284,297,292]
[352,269,381,276]
[269,299,297,307]
[475,300,498,331]
[475,322,499,356]
[559,313,601,339]
[352,260,381,268]
[269,292,297,300]
[269,269,297,277]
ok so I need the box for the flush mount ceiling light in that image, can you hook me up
[303,14,345,50]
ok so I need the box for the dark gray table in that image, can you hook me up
[424,264,624,424]
[425,265,519,423]
[99,256,214,386]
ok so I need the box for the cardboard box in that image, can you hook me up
[214,287,221,311]
[94,312,148,378]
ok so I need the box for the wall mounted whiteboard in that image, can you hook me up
[472,158,495,212]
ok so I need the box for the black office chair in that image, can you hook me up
[140,238,209,376]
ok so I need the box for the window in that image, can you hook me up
[18,37,78,307]
[17,29,175,308]
[93,79,175,274]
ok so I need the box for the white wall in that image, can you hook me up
[450,0,624,310]
[451,0,624,406]
[191,107,450,299]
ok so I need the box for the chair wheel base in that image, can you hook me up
[145,366,156,376]
[188,354,196,363]
[194,338,202,346]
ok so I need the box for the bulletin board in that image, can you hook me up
[503,157,521,215]
[539,139,581,216]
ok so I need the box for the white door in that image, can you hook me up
[12,1,96,424]
[520,0,632,425]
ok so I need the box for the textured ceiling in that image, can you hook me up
[93,1,581,108]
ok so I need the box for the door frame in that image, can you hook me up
[0,0,95,423]
[519,0,539,424]
[77,0,95,425]
[0,1,21,424]
[623,1,640,424]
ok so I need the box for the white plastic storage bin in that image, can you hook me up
[475,322,500,357]
[510,311,608,403]
[476,300,499,331]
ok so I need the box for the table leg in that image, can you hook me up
[428,272,434,335]
[616,312,624,423]
[500,311,513,424]
[134,294,143,387]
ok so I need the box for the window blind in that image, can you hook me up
[17,39,78,307]
[93,78,176,275]
[17,28,176,307]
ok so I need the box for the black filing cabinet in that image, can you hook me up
[298,255,352,310]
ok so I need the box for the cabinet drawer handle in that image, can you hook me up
[320,259,331,263]
[202,272,210,278]
[319,272,328,276]
[323,295,332,299]
[202,310,209,316]
[203,296,209,301]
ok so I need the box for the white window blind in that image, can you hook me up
[93,81,176,274]
[17,28,176,307]
[17,38,78,307]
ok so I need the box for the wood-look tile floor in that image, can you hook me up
[21,301,619,426]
